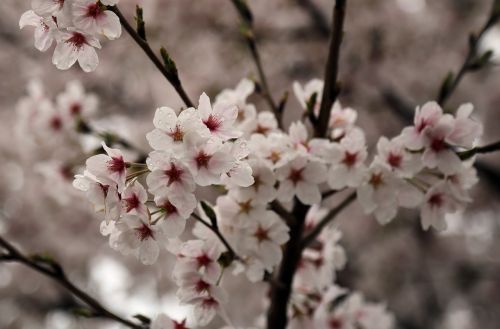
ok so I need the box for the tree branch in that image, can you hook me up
[295,0,331,38]
[300,192,356,250]
[266,199,309,329]
[437,0,500,106]
[0,235,143,329]
[270,200,295,225]
[315,0,347,138]
[191,213,241,262]
[458,139,500,160]
[109,6,194,108]
[230,0,281,125]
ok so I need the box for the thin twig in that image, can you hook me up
[300,192,356,250]
[0,235,143,329]
[191,213,241,262]
[458,139,500,160]
[437,1,500,106]
[295,0,331,38]
[109,6,194,108]
[230,0,281,125]
[315,0,348,137]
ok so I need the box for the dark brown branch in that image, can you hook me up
[266,200,309,329]
[315,0,348,137]
[295,0,331,38]
[230,1,281,125]
[191,213,241,262]
[270,201,295,225]
[109,6,194,108]
[458,139,500,160]
[437,1,500,106]
[0,235,143,329]
[300,192,356,250]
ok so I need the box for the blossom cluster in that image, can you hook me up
[20,0,122,72]
[293,80,482,231]
[15,72,484,327]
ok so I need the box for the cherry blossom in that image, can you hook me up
[19,10,57,52]
[85,142,127,191]
[293,79,324,115]
[151,314,189,329]
[146,107,209,153]
[52,29,101,72]
[72,0,122,40]
[238,158,277,204]
[120,181,148,218]
[114,214,164,265]
[243,211,289,271]
[153,191,197,238]
[220,139,254,188]
[276,155,327,205]
[146,151,196,196]
[376,136,422,177]
[327,129,368,190]
[402,101,443,150]
[198,92,241,140]
[420,182,461,231]
[173,239,223,283]
[56,80,98,120]
[182,134,234,186]
[215,78,257,128]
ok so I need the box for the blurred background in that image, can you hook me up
[0,0,499,328]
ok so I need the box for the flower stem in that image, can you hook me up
[0,235,143,329]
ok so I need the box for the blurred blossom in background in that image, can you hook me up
[0,0,500,329]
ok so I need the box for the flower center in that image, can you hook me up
[267,151,281,164]
[369,172,383,188]
[428,193,443,208]
[342,151,358,167]
[238,200,253,214]
[173,320,188,329]
[124,194,140,212]
[165,163,184,186]
[196,253,212,267]
[70,102,81,116]
[162,200,178,215]
[329,317,343,329]
[254,226,269,242]
[195,279,211,293]
[50,116,62,131]
[387,152,402,168]
[107,156,125,173]
[168,125,184,142]
[430,138,446,152]
[86,3,102,18]
[203,114,221,132]
[195,151,211,169]
[135,224,154,241]
[288,168,304,185]
[66,32,87,49]
[255,124,270,135]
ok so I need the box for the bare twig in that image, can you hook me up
[230,0,281,125]
[109,6,194,108]
[458,139,500,160]
[0,235,143,329]
[437,1,500,106]
[295,0,331,38]
[300,192,356,250]
[191,213,241,262]
[315,0,348,137]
